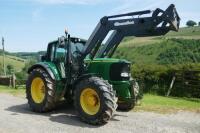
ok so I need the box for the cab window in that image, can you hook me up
[55,47,65,61]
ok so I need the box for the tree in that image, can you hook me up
[7,64,14,74]
[15,59,37,80]
[186,20,197,27]
[199,22,200,26]
[0,64,3,75]
[22,59,37,72]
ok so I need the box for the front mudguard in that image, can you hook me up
[110,79,139,103]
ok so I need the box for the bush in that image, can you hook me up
[15,59,37,80]
[22,59,37,72]
[0,64,3,75]
[131,64,172,95]
[131,63,200,98]
[15,71,26,80]
[157,39,200,64]
[6,64,14,75]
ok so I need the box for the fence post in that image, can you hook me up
[12,74,16,88]
[166,75,176,97]
[9,76,12,87]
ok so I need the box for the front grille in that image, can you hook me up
[110,62,130,81]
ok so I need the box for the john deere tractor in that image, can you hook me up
[26,4,180,125]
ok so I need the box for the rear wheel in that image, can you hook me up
[26,68,56,112]
[74,77,117,125]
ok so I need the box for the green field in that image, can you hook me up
[0,85,25,96]
[135,94,200,113]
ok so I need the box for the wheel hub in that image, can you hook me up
[80,88,100,115]
[31,77,45,103]
[88,95,98,106]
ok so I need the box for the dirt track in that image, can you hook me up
[0,93,200,133]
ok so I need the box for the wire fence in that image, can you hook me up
[172,70,200,98]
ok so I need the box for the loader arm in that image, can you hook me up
[81,4,180,59]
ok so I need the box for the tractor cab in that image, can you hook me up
[41,37,86,79]
[42,37,86,62]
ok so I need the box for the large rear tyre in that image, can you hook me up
[26,68,56,112]
[117,81,139,111]
[74,77,117,125]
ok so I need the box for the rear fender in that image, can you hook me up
[27,62,61,81]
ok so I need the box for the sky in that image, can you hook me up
[0,0,199,52]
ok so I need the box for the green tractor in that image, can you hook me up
[26,4,180,125]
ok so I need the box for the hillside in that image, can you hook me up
[114,26,200,65]
[13,51,45,60]
[0,55,25,72]
[167,26,200,38]
[118,26,200,47]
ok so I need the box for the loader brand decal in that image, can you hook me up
[114,21,135,26]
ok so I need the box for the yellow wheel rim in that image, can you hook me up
[80,88,100,115]
[31,77,45,103]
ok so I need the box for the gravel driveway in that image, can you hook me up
[0,93,199,133]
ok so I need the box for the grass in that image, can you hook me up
[0,85,25,97]
[135,94,200,113]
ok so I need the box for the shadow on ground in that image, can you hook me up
[5,101,126,127]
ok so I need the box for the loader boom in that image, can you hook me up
[81,4,180,59]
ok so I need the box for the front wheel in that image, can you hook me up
[74,77,117,125]
[117,81,139,111]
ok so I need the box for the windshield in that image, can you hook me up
[71,40,85,57]
[71,42,84,54]
[54,41,85,58]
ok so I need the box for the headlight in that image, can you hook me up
[120,72,130,77]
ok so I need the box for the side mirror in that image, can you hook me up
[58,36,66,46]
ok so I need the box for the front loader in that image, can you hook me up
[26,4,180,125]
